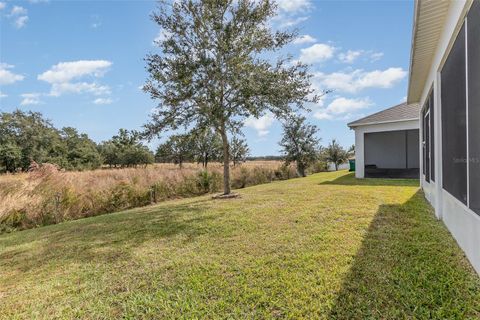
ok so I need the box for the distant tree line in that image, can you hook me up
[0,110,154,173]
[155,129,250,168]
[98,129,154,168]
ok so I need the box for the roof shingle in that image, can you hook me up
[347,102,420,128]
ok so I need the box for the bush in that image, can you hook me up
[309,160,328,174]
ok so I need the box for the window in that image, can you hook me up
[441,25,467,205]
[468,0,480,214]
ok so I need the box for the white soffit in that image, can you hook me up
[407,0,450,103]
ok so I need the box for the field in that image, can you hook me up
[0,161,299,232]
[1,171,479,319]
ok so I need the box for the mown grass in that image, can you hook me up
[1,171,479,319]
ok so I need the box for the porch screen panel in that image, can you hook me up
[468,0,480,214]
[425,113,430,182]
[422,108,426,175]
[441,25,467,205]
[430,90,435,182]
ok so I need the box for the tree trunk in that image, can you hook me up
[220,128,231,195]
[297,162,306,177]
[335,163,338,171]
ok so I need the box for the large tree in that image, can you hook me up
[279,115,320,177]
[143,0,319,195]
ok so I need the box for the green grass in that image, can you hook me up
[1,171,479,319]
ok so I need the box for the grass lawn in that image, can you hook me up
[1,171,479,319]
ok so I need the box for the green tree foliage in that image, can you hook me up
[0,110,102,172]
[279,115,320,177]
[230,136,249,167]
[155,134,194,168]
[143,0,319,194]
[98,141,120,168]
[60,127,103,170]
[190,129,222,168]
[99,129,155,168]
[0,142,22,173]
[322,139,349,171]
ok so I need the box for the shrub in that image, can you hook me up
[309,160,328,174]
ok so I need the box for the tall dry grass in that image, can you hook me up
[0,161,297,232]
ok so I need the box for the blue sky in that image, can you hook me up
[0,0,413,156]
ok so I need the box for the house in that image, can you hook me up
[349,0,480,274]
[348,102,420,179]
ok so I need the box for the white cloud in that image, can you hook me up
[338,50,363,64]
[0,91,7,98]
[38,60,112,84]
[38,60,112,97]
[49,82,111,97]
[6,6,29,28]
[0,63,25,85]
[271,0,313,29]
[326,97,372,114]
[370,52,384,62]
[93,97,113,105]
[314,67,407,93]
[0,2,6,10]
[276,0,312,12]
[293,34,316,45]
[277,16,308,28]
[313,111,332,120]
[299,43,335,64]
[314,97,372,121]
[14,16,29,28]
[10,5,27,15]
[20,93,42,106]
[245,114,275,137]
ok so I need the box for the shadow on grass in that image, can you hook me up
[329,190,480,319]
[0,198,217,272]
[320,172,419,187]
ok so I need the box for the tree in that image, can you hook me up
[191,129,222,168]
[60,127,103,170]
[98,141,120,168]
[0,142,22,173]
[155,134,194,168]
[279,115,320,177]
[347,144,355,158]
[230,136,249,167]
[100,129,155,168]
[143,0,319,195]
[322,139,348,171]
[0,110,102,172]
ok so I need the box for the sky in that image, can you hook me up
[0,0,414,156]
